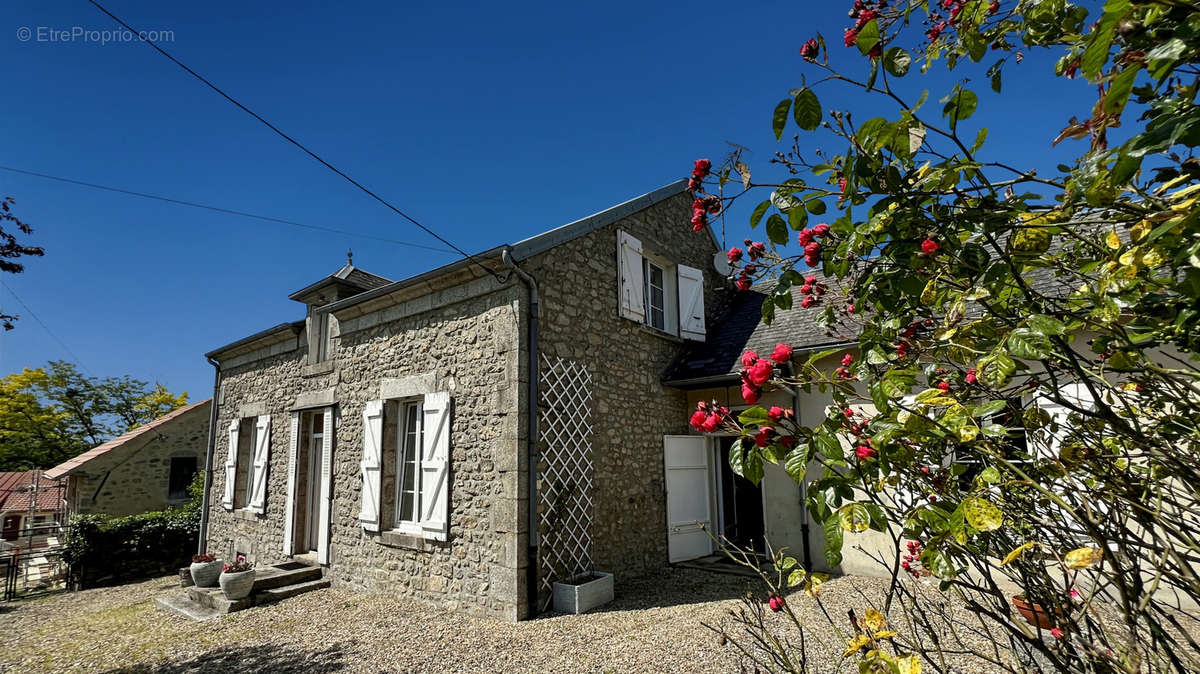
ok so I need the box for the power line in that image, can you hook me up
[86,0,502,280]
[0,165,454,254]
[0,279,93,376]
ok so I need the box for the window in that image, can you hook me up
[395,401,424,527]
[617,230,705,341]
[954,400,1030,490]
[168,456,198,502]
[308,307,332,364]
[235,420,259,508]
[223,415,271,512]
[644,260,667,331]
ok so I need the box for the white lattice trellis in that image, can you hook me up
[538,355,594,605]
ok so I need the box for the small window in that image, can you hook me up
[395,401,424,527]
[954,400,1030,490]
[235,419,259,509]
[644,260,666,331]
[169,456,198,501]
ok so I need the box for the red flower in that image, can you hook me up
[844,408,855,418]
[768,406,784,423]
[800,296,815,308]
[868,44,882,60]
[804,275,817,285]
[804,242,821,256]
[727,247,744,263]
[689,410,707,431]
[736,274,752,291]
[741,384,761,405]
[921,238,939,254]
[701,414,722,433]
[754,427,774,447]
[844,27,859,47]
[841,353,854,366]
[692,158,712,178]
[747,359,774,386]
[838,177,848,194]
[771,343,793,364]
[965,369,978,385]
[704,196,722,215]
[989,1,1000,14]
[812,223,830,237]
[800,284,812,295]
[847,303,855,314]
[688,177,703,193]
[768,594,784,612]
[800,38,819,62]
[742,350,759,368]
[1050,628,1064,639]
[781,435,797,449]
[798,228,815,245]
[855,445,876,460]
[897,342,909,358]
[937,381,950,393]
[855,8,878,29]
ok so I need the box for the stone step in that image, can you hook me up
[156,594,220,622]
[186,585,251,613]
[255,578,331,605]
[251,563,323,592]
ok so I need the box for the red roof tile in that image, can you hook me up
[0,470,64,514]
[44,398,211,480]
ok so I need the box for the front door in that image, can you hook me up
[664,435,713,563]
[305,413,324,552]
[716,437,766,554]
[2,515,20,541]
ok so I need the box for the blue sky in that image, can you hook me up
[0,1,1103,402]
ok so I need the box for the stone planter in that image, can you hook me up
[219,569,256,600]
[1012,595,1058,629]
[553,572,614,614]
[189,560,222,588]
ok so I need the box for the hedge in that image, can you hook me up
[63,472,202,588]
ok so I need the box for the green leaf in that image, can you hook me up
[963,497,1004,532]
[816,434,842,461]
[1104,64,1141,116]
[793,88,822,132]
[1027,314,1067,336]
[1007,328,1053,359]
[941,88,979,130]
[749,200,771,229]
[766,213,789,245]
[1082,0,1129,82]
[773,98,792,140]
[838,503,871,533]
[738,407,769,425]
[864,503,887,532]
[882,46,911,77]
[977,353,1016,387]
[855,19,880,56]
[805,199,827,215]
[743,446,764,485]
[971,128,988,153]
[728,438,746,475]
[823,513,844,567]
[784,446,809,482]
[787,204,809,231]
[971,399,1008,418]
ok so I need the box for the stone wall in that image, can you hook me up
[205,279,525,621]
[71,401,210,517]
[522,190,722,584]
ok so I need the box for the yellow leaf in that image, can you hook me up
[805,573,830,597]
[863,608,887,631]
[787,568,807,588]
[1065,547,1103,569]
[1154,173,1188,194]
[873,630,899,639]
[1001,542,1035,565]
[1105,231,1121,250]
[896,654,923,674]
[1119,247,1140,266]
[957,425,978,442]
[1142,248,1165,267]
[1130,219,1151,242]
[843,633,871,657]
[963,497,1004,532]
[839,504,871,533]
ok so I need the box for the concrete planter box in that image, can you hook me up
[553,572,613,614]
[189,560,223,588]
[219,569,255,600]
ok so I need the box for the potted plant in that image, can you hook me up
[218,556,256,600]
[553,571,614,614]
[1012,593,1058,630]
[190,553,223,588]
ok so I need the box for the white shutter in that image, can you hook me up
[420,392,451,541]
[222,420,239,510]
[317,407,334,564]
[677,263,706,341]
[617,230,645,322]
[282,412,299,556]
[247,415,271,513]
[359,400,384,532]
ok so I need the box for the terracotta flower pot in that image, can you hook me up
[219,569,255,600]
[1012,595,1057,629]
[189,560,222,588]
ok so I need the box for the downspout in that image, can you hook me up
[501,247,540,619]
[197,356,222,555]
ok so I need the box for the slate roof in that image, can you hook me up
[44,399,211,480]
[288,263,393,302]
[664,280,859,385]
[0,471,64,514]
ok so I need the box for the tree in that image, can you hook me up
[0,362,188,471]
[0,196,45,330]
[688,1,1200,672]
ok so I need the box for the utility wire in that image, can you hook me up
[0,165,454,254]
[0,279,94,376]
[86,0,502,280]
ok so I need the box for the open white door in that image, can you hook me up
[664,435,713,563]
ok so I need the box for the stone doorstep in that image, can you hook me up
[163,563,329,620]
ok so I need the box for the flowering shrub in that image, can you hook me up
[222,555,253,574]
[688,0,1200,671]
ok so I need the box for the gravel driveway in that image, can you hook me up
[0,568,1021,673]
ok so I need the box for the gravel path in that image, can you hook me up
[0,569,1023,673]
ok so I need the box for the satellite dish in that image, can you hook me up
[712,251,732,276]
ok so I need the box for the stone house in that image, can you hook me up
[46,399,210,518]
[200,180,723,621]
[0,470,65,546]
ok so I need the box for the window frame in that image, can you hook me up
[235,418,259,510]
[392,399,425,534]
[167,455,198,503]
[639,251,679,336]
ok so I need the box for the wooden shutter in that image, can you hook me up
[420,392,451,541]
[317,407,334,564]
[617,230,645,322]
[247,415,271,513]
[282,412,299,556]
[360,400,384,532]
[222,420,239,510]
[677,263,706,341]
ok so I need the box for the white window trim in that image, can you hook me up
[393,398,425,534]
[236,418,260,512]
[640,251,679,336]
